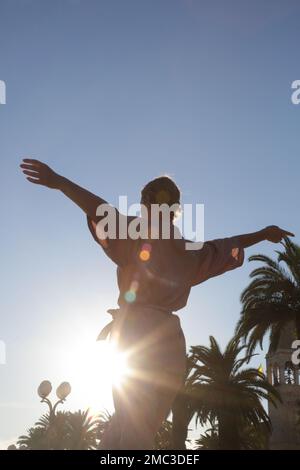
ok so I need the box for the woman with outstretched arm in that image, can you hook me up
[20,158,294,449]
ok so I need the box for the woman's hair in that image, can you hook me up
[140,175,181,219]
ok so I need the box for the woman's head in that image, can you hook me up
[141,175,181,221]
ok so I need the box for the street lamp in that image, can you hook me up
[37,380,71,420]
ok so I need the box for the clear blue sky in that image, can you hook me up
[0,0,299,447]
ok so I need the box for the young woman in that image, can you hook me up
[20,158,294,449]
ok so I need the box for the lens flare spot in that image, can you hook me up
[124,290,136,303]
[142,243,152,252]
[131,280,139,291]
[139,250,150,261]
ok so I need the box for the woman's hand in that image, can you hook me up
[227,226,295,249]
[263,225,294,243]
[20,159,62,189]
[20,158,108,217]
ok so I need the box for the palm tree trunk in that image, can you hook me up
[218,410,240,450]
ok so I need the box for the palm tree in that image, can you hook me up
[154,420,173,450]
[189,336,280,449]
[35,411,69,449]
[236,237,300,355]
[18,409,99,450]
[195,423,220,450]
[18,411,69,450]
[65,409,99,450]
[95,409,114,448]
[195,420,269,450]
[17,426,48,450]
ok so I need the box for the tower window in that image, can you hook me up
[284,361,296,385]
[272,363,280,385]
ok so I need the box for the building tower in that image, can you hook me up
[266,322,300,449]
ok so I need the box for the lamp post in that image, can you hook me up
[37,380,71,420]
[37,380,71,449]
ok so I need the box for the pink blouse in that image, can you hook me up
[87,214,245,314]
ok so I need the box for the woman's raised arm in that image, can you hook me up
[234,226,295,248]
[20,158,107,219]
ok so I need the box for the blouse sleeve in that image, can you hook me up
[86,212,135,267]
[189,236,245,286]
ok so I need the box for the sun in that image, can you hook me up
[61,328,132,413]
[104,340,131,388]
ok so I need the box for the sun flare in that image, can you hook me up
[61,327,132,414]
[105,340,131,388]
